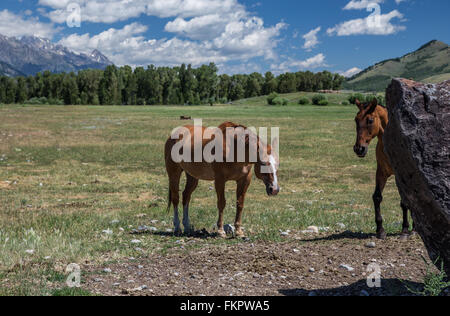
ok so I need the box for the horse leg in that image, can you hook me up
[235,174,251,238]
[400,202,410,240]
[168,166,183,236]
[215,178,226,238]
[373,169,388,240]
[182,174,198,236]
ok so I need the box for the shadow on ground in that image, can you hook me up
[279,279,423,296]
[302,231,409,242]
[133,228,222,239]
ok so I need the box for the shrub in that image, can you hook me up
[267,92,279,105]
[26,97,48,105]
[365,94,385,106]
[317,99,329,106]
[298,97,310,105]
[312,94,327,105]
[272,97,288,106]
[48,98,64,105]
[348,93,365,105]
[341,101,350,106]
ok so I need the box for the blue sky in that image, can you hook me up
[0,0,449,76]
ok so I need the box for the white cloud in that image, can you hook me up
[327,10,405,36]
[343,0,384,10]
[340,67,362,78]
[219,62,262,75]
[39,0,245,24]
[165,11,247,41]
[0,9,58,39]
[343,0,406,10]
[302,27,321,51]
[212,18,286,60]
[47,0,285,68]
[270,53,327,73]
[58,20,285,67]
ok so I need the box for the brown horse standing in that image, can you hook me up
[165,122,280,238]
[353,99,414,240]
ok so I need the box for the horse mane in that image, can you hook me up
[217,122,270,162]
[363,104,386,109]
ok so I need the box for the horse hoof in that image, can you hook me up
[184,226,195,236]
[174,229,183,237]
[217,230,227,238]
[376,232,387,240]
[399,234,409,241]
[235,230,246,238]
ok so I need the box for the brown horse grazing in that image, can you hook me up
[353,99,414,240]
[165,122,280,238]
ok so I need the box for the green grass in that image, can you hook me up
[51,287,96,296]
[422,73,450,84]
[0,100,409,295]
[233,91,354,106]
[405,257,450,296]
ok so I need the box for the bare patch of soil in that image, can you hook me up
[82,233,438,296]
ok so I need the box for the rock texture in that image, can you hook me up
[385,78,450,274]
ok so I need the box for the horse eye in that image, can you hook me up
[368,118,374,124]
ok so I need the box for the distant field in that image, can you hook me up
[422,73,450,83]
[0,100,418,295]
[232,91,356,106]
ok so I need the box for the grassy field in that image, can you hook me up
[423,73,450,84]
[0,98,411,295]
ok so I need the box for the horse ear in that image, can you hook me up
[355,99,363,110]
[366,98,378,114]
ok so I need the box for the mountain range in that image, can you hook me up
[0,34,112,76]
[344,40,450,91]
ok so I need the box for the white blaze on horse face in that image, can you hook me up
[269,155,278,188]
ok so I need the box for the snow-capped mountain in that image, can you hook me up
[90,49,111,64]
[0,34,113,76]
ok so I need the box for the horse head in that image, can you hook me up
[353,98,384,158]
[255,138,280,196]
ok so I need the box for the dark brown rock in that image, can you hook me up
[384,78,450,275]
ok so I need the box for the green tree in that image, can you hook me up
[195,63,218,103]
[15,77,28,103]
[5,78,17,104]
[99,65,120,105]
[229,75,245,101]
[277,73,297,93]
[61,73,79,105]
[245,72,263,98]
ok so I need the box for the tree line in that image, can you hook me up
[0,63,345,105]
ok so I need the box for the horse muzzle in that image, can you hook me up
[354,145,368,158]
[266,184,280,196]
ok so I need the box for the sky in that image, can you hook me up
[0,0,449,76]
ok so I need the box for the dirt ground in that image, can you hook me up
[81,231,444,296]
